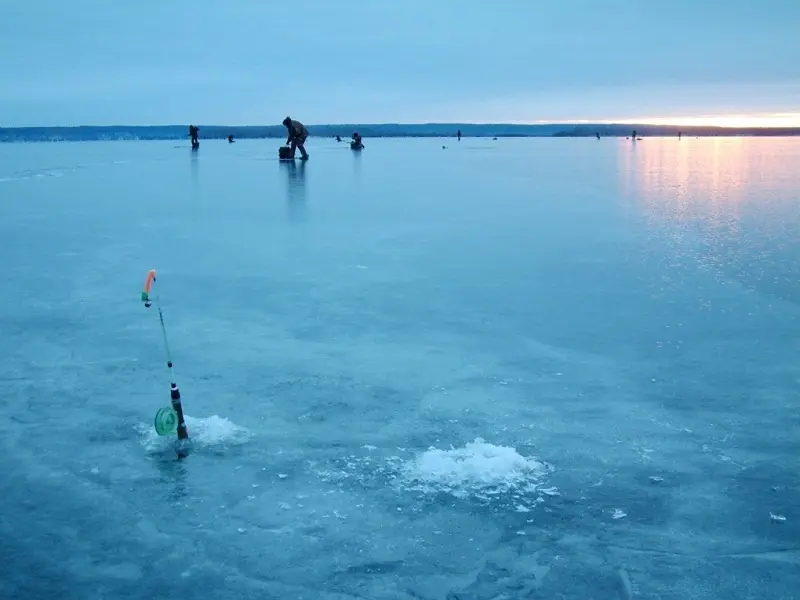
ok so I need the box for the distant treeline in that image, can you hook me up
[1,123,798,142]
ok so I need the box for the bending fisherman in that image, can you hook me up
[282,117,309,160]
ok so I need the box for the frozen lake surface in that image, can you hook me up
[1,137,799,599]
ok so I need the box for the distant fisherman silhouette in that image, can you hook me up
[189,125,199,148]
[282,117,309,160]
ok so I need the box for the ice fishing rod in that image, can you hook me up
[142,269,190,457]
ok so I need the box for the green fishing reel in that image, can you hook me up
[154,407,179,436]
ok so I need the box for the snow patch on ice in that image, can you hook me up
[138,414,250,451]
[311,438,555,512]
[770,513,786,523]
[399,438,554,504]
[185,415,250,444]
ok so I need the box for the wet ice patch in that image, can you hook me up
[399,438,553,506]
[138,414,250,451]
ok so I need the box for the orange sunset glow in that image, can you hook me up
[528,112,800,128]
[603,112,800,128]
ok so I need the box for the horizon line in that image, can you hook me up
[3,121,800,129]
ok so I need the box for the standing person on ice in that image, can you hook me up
[282,117,309,160]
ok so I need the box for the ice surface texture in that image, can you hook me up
[1,137,798,599]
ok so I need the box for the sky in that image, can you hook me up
[1,0,799,127]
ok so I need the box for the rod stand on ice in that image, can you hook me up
[170,378,188,440]
[170,368,190,458]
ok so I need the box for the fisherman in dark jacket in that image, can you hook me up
[282,117,309,160]
[189,124,199,148]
